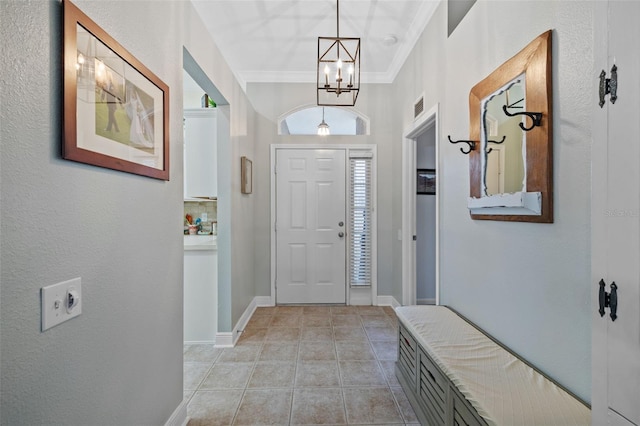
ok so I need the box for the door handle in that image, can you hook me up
[598,279,618,321]
[338,232,344,238]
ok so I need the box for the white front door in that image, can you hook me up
[592,1,640,424]
[275,149,347,304]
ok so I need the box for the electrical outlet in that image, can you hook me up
[41,277,82,331]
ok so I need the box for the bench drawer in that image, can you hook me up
[418,347,448,424]
[397,323,417,386]
[452,390,486,426]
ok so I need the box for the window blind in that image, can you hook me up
[349,152,373,287]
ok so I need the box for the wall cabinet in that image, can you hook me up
[184,108,217,198]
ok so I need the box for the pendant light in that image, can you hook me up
[317,0,360,106]
[317,107,330,135]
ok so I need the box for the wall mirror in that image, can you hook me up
[467,30,553,222]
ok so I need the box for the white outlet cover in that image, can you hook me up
[41,277,82,331]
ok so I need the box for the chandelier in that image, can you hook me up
[317,0,360,106]
[317,107,330,135]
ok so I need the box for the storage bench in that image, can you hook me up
[395,306,590,426]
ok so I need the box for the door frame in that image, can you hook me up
[402,103,440,306]
[270,144,378,305]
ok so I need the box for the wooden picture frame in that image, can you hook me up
[241,156,252,194]
[468,30,553,222]
[417,169,436,195]
[63,0,170,180]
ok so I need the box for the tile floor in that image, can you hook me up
[183,305,419,425]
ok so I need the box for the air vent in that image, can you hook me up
[414,96,424,119]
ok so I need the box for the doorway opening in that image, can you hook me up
[402,104,439,306]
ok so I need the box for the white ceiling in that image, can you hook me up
[191,0,441,89]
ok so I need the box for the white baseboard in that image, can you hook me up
[164,398,188,426]
[214,332,234,348]
[184,339,215,345]
[216,296,272,348]
[376,295,401,308]
[417,298,436,305]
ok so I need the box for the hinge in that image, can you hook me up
[599,64,618,108]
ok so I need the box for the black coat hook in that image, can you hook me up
[502,105,542,131]
[486,135,506,154]
[447,135,475,155]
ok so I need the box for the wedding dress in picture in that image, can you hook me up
[125,87,154,149]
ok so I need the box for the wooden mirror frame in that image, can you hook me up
[469,30,553,223]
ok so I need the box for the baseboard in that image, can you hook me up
[164,398,189,426]
[214,332,234,348]
[417,298,436,305]
[376,295,401,308]
[184,339,216,345]
[216,296,272,348]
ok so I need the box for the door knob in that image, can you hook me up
[338,232,344,238]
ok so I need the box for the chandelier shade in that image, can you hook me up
[317,0,360,106]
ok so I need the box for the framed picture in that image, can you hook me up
[63,0,170,180]
[417,169,436,195]
[241,156,252,194]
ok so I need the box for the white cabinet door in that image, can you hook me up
[184,108,217,198]
[275,149,347,304]
[592,1,640,425]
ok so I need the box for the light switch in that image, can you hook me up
[41,277,82,331]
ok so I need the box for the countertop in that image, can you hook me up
[184,235,217,251]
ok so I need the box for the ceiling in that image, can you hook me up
[191,0,441,89]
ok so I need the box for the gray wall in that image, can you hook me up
[246,82,397,300]
[0,1,257,423]
[392,0,592,402]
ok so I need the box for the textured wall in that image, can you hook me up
[392,0,593,402]
[0,0,257,423]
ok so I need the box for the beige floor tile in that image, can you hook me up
[247,361,296,388]
[275,306,304,315]
[245,315,272,330]
[356,306,387,316]
[371,340,398,361]
[302,306,331,316]
[339,360,387,386]
[254,307,276,315]
[302,315,332,327]
[236,328,268,346]
[295,361,341,387]
[335,341,376,361]
[298,341,337,361]
[379,361,401,386]
[343,387,404,424]
[364,325,397,341]
[200,362,254,389]
[259,342,299,361]
[300,327,333,341]
[270,314,303,327]
[330,306,358,315]
[218,345,261,363]
[383,306,397,316]
[333,326,367,341]
[360,314,393,327]
[331,314,361,327]
[188,390,244,426]
[184,344,223,363]
[391,386,419,423]
[184,362,211,391]
[265,327,301,342]
[233,389,292,425]
[290,388,346,425]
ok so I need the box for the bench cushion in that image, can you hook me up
[395,305,590,426]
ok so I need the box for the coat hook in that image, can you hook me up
[486,135,506,154]
[502,105,542,131]
[447,135,475,155]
